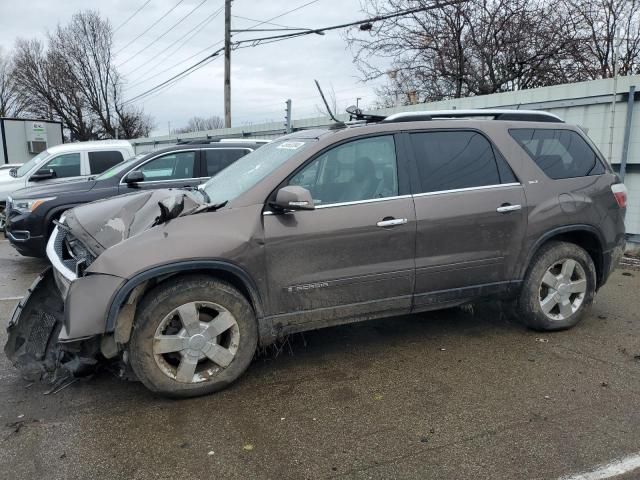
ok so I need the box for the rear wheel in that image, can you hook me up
[129,275,257,398]
[517,241,596,331]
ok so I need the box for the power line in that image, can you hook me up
[231,14,306,30]
[118,0,209,67]
[113,0,152,33]
[123,5,224,78]
[126,39,223,90]
[123,0,465,105]
[114,0,187,56]
[124,48,225,104]
[239,0,322,31]
[126,0,322,91]
[232,2,467,47]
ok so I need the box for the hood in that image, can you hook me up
[64,188,206,255]
[11,178,98,199]
[0,175,22,199]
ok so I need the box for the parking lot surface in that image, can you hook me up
[1,238,640,480]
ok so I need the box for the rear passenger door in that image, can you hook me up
[202,148,251,179]
[406,130,527,309]
[119,150,201,193]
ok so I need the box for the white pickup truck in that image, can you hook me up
[0,140,134,229]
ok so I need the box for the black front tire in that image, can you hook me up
[129,275,257,398]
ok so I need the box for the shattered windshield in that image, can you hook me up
[202,139,314,204]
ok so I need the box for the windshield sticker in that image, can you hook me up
[277,141,305,150]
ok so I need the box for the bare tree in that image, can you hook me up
[174,115,225,134]
[561,0,640,78]
[347,0,639,105]
[0,47,25,117]
[11,11,153,140]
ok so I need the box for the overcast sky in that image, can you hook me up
[0,0,387,135]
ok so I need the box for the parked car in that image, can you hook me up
[5,109,626,398]
[4,142,264,257]
[0,140,134,230]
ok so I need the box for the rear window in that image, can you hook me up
[204,149,250,177]
[509,129,604,179]
[88,150,125,174]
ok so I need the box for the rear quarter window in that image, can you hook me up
[509,129,604,179]
[204,149,250,177]
[88,150,125,174]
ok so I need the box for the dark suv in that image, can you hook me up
[4,141,264,257]
[5,110,626,398]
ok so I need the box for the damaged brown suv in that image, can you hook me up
[5,109,627,397]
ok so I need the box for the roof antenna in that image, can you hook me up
[314,80,344,125]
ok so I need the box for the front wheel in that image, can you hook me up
[129,275,257,398]
[517,241,596,331]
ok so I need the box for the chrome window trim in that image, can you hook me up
[262,183,521,215]
[121,178,201,186]
[263,194,412,215]
[412,183,521,198]
[201,147,253,152]
[315,194,412,209]
[46,226,77,282]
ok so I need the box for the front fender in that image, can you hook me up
[103,260,265,335]
[62,272,126,340]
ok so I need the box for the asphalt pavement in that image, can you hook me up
[1,238,639,480]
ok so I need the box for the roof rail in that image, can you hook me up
[380,109,564,124]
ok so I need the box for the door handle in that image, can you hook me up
[496,204,522,213]
[376,218,408,228]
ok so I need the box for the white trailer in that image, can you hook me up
[0,117,64,166]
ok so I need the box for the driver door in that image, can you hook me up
[263,134,416,332]
[27,152,85,185]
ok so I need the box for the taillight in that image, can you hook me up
[611,183,627,208]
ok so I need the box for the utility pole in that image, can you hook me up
[284,99,292,133]
[224,0,232,128]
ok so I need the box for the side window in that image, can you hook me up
[289,135,398,205]
[88,150,124,174]
[41,153,81,178]
[410,131,501,193]
[205,149,250,177]
[509,129,602,179]
[137,151,196,181]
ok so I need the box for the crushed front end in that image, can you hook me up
[4,189,208,384]
[4,222,104,382]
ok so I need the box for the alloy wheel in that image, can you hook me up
[152,301,240,383]
[538,258,587,321]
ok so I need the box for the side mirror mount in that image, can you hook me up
[346,104,362,117]
[30,168,55,181]
[270,186,315,212]
[124,170,144,185]
[9,167,17,177]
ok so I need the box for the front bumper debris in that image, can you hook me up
[5,268,64,381]
[4,267,99,382]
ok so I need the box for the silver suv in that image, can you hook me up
[5,110,627,397]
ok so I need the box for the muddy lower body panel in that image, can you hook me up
[4,268,99,382]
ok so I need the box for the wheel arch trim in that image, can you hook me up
[520,224,606,280]
[104,260,264,333]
